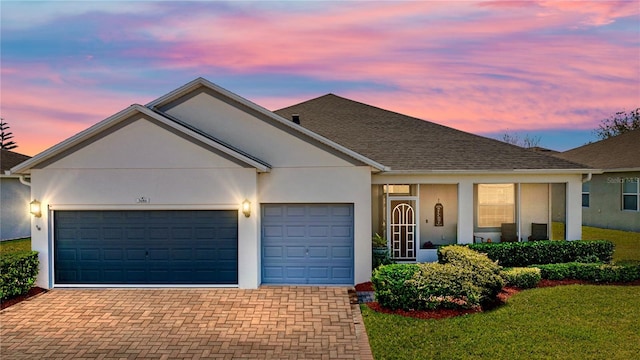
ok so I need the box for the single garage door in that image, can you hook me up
[261,204,354,285]
[54,210,237,285]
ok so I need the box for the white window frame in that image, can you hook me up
[582,181,590,208]
[622,177,639,212]
[477,184,515,229]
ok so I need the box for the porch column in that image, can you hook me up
[457,180,474,244]
[566,176,583,240]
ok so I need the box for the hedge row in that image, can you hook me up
[468,240,613,267]
[0,251,39,301]
[372,246,503,310]
[533,262,640,283]
[501,267,541,289]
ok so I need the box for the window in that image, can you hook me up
[477,184,515,228]
[582,181,590,208]
[622,178,639,211]
[384,184,416,196]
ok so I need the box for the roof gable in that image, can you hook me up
[147,78,387,171]
[555,129,640,170]
[11,105,271,174]
[275,94,588,172]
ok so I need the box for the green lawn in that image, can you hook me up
[0,238,31,256]
[362,285,640,360]
[582,226,640,264]
[364,226,640,359]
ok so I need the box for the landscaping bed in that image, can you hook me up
[1,286,47,310]
[357,278,640,320]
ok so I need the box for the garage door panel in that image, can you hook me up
[54,210,238,285]
[308,247,328,258]
[261,204,354,285]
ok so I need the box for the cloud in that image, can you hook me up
[1,1,638,155]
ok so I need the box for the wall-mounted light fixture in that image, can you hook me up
[30,199,42,218]
[242,199,251,218]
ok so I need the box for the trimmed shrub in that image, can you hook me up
[371,264,420,310]
[372,246,504,310]
[0,251,39,300]
[501,267,541,289]
[533,262,640,282]
[469,240,614,267]
[406,263,482,310]
[438,245,504,300]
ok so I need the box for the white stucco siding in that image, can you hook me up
[30,166,260,290]
[44,117,243,170]
[258,166,372,285]
[164,93,353,168]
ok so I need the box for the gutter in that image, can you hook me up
[0,172,32,187]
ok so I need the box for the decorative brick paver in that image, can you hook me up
[1,287,373,359]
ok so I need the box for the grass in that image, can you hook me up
[582,226,640,264]
[364,225,640,359]
[0,238,31,256]
[552,223,639,264]
[362,285,640,360]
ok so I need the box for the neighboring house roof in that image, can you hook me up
[275,94,587,173]
[529,147,560,155]
[10,105,273,174]
[1,149,31,173]
[555,129,640,171]
[147,77,388,171]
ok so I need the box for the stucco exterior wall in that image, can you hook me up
[0,178,31,240]
[164,92,353,168]
[419,184,458,246]
[30,103,373,289]
[258,166,372,285]
[583,172,640,232]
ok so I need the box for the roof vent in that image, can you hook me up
[292,114,300,124]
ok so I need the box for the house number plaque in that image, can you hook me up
[434,202,444,227]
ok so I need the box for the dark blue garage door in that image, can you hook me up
[54,210,237,285]
[261,204,354,285]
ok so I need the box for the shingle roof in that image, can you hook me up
[555,129,640,170]
[1,149,31,172]
[275,94,586,172]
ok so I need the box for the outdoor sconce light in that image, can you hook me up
[30,199,42,218]
[242,199,251,218]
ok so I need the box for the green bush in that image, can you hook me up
[533,262,640,282]
[469,240,614,267]
[501,267,541,289]
[371,264,420,310]
[438,245,504,299]
[405,263,482,310]
[0,251,39,301]
[372,246,504,310]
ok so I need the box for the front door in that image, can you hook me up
[388,199,417,260]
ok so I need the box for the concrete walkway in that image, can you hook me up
[1,287,373,359]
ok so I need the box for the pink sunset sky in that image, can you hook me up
[1,0,639,157]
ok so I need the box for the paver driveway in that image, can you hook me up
[1,287,372,359]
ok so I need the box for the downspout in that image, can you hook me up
[18,175,32,187]
[582,173,592,183]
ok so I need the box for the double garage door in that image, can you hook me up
[54,210,238,285]
[54,204,354,286]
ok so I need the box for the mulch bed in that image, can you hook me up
[358,279,640,320]
[1,287,47,310]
